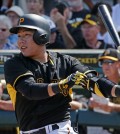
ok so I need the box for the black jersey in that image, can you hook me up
[4,51,89,131]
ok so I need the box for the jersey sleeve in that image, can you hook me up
[67,55,91,73]
[4,57,33,87]
[4,57,49,100]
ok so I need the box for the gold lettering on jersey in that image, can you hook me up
[20,18,24,23]
[36,78,44,83]
[36,78,59,83]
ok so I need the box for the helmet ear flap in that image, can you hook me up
[33,30,48,45]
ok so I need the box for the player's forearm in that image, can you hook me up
[15,76,60,100]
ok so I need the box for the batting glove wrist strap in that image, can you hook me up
[114,85,120,97]
[84,70,98,78]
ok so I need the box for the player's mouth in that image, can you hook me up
[21,46,27,49]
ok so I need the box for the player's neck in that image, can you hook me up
[34,51,48,63]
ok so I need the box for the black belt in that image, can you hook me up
[21,124,59,134]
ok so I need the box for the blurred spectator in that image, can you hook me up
[47,21,65,49]
[0,0,13,14]
[112,1,120,29]
[0,83,3,98]
[0,15,17,49]
[0,91,14,111]
[50,1,78,48]
[75,14,114,49]
[83,0,94,9]
[0,80,14,111]
[91,2,115,48]
[66,0,90,45]
[5,5,24,44]
[67,0,90,28]
[43,0,59,16]
[26,0,54,24]
[26,0,44,14]
[89,48,120,134]
[26,0,80,49]
[0,100,14,111]
[0,79,16,134]
[6,6,24,27]
[99,48,120,84]
[25,0,67,49]
[49,22,57,45]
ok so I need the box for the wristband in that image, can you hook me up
[114,85,120,97]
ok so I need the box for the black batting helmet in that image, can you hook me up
[10,14,50,45]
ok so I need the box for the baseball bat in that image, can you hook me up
[98,4,120,49]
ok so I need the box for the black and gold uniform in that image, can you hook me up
[4,14,120,134]
[4,51,89,131]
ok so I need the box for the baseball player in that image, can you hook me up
[3,14,120,134]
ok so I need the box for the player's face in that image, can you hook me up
[18,28,43,58]
[102,60,119,79]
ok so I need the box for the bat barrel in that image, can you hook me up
[98,4,120,48]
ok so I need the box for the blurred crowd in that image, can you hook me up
[0,0,120,50]
[0,0,120,134]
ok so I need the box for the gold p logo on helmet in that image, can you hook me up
[20,18,24,23]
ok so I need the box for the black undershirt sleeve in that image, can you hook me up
[94,77,115,97]
[15,76,49,100]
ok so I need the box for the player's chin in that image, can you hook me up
[20,48,29,56]
[21,51,32,57]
